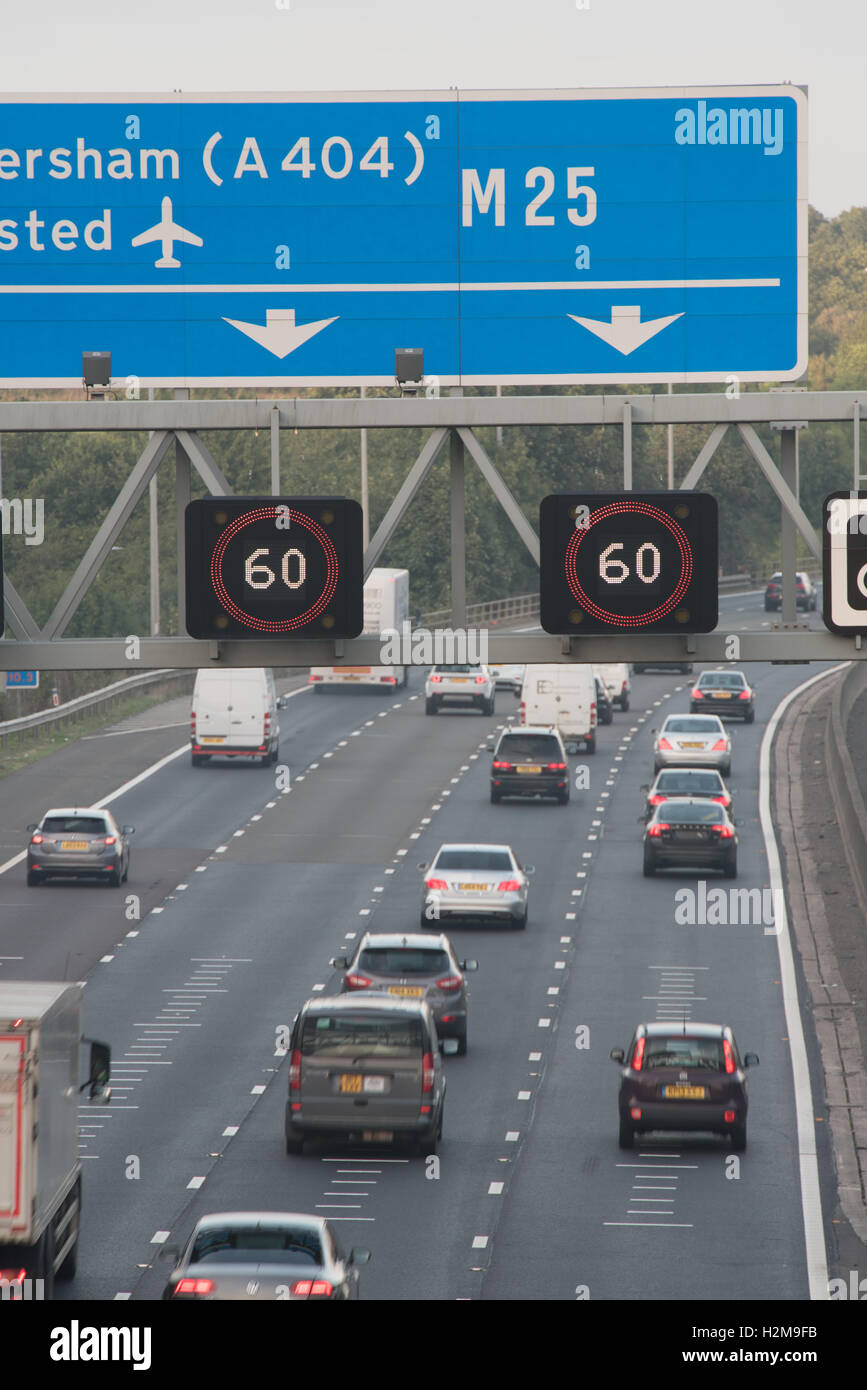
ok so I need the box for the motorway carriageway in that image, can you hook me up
[0,588,840,1301]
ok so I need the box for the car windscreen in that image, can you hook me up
[698,673,746,689]
[496,736,561,760]
[655,772,722,793]
[433,849,513,872]
[191,1227,322,1265]
[641,1037,727,1070]
[41,816,108,835]
[358,948,451,975]
[301,1014,424,1057]
[434,665,481,673]
[662,718,721,733]
[653,802,725,824]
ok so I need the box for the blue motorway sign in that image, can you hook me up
[0,88,805,386]
[4,669,39,687]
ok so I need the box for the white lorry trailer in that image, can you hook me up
[309,567,410,691]
[0,982,110,1298]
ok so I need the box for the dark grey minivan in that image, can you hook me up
[284,995,446,1156]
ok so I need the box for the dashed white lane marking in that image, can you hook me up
[488,1182,504,1195]
[537,1018,551,1028]
[151,1231,171,1244]
[517,1090,532,1100]
[223,1126,239,1136]
[506,1132,519,1142]
[187,1176,206,1189]
[251,1084,266,1095]
[472,1236,489,1249]
[529,1053,542,1061]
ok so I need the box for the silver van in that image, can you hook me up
[284,995,445,1156]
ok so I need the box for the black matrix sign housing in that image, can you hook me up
[540,492,719,635]
[185,497,364,640]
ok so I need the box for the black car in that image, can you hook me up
[611,1022,759,1151]
[690,669,755,722]
[594,675,614,725]
[490,726,570,804]
[764,571,818,612]
[643,797,737,877]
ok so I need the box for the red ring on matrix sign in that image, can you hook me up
[564,501,693,628]
[210,505,339,632]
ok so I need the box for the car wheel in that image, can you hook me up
[490,787,501,804]
[643,853,656,877]
[454,1026,468,1056]
[745,709,755,723]
[191,753,208,767]
[285,1133,305,1156]
[416,1126,438,1157]
[585,732,596,754]
[514,908,528,929]
[723,762,732,777]
[618,1118,635,1149]
[724,855,738,879]
[620,696,629,712]
[108,867,122,887]
[558,791,570,805]
[764,600,772,612]
[486,698,495,715]
[27,869,39,887]
[730,1124,747,1152]
[122,860,129,884]
[425,698,438,715]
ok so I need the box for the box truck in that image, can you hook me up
[0,982,110,1298]
[521,664,598,753]
[309,567,410,691]
[190,667,281,767]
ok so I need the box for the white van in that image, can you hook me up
[593,663,631,712]
[521,664,597,753]
[191,668,281,767]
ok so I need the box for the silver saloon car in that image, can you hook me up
[652,714,732,776]
[420,843,532,930]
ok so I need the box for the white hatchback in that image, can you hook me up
[652,713,732,776]
[425,664,495,715]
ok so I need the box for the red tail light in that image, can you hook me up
[174,1278,214,1295]
[264,712,271,728]
[425,877,448,890]
[309,674,322,682]
[474,674,487,685]
[345,973,371,990]
[724,1109,736,1123]
[648,794,666,806]
[422,1052,435,1093]
[497,880,521,892]
[738,690,750,701]
[647,823,669,837]
[691,688,702,699]
[723,1039,736,1074]
[711,739,727,751]
[492,760,511,770]
[381,676,397,684]
[546,762,567,771]
[631,1037,646,1071]
[30,834,43,844]
[104,836,117,846]
[657,737,673,750]
[289,1049,302,1091]
[190,713,196,733]
[711,795,729,805]
[436,975,462,993]
[714,823,735,839]
[292,1279,333,1298]
[520,701,526,722]
[430,674,442,683]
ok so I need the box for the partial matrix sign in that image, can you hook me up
[0,87,805,386]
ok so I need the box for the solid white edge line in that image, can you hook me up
[0,683,313,878]
[760,660,849,1302]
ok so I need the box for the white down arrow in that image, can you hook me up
[568,304,684,356]
[223,308,337,359]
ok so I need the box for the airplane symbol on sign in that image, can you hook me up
[131,197,204,268]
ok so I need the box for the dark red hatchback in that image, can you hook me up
[610,1022,759,1151]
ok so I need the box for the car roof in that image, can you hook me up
[499,724,561,736]
[434,842,514,853]
[192,1211,326,1232]
[655,767,722,776]
[357,932,450,951]
[650,796,724,807]
[300,994,433,1017]
[637,1021,731,1039]
[661,713,723,723]
[698,669,747,679]
[40,806,111,818]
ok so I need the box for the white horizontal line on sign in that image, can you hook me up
[0,278,781,296]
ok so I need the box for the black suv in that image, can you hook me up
[490,726,570,804]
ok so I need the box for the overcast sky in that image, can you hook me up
[0,0,862,218]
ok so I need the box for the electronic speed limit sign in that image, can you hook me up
[185,496,363,639]
[822,491,867,633]
[539,492,719,635]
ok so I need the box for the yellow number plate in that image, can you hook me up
[459,882,487,891]
[450,677,469,683]
[60,841,88,851]
[201,736,225,743]
[662,1085,706,1099]
[517,764,542,774]
[338,1073,362,1093]
[387,985,423,996]
[680,742,704,748]
[710,691,732,698]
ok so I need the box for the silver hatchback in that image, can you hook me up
[420,843,533,930]
[26,806,134,886]
[652,714,732,776]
